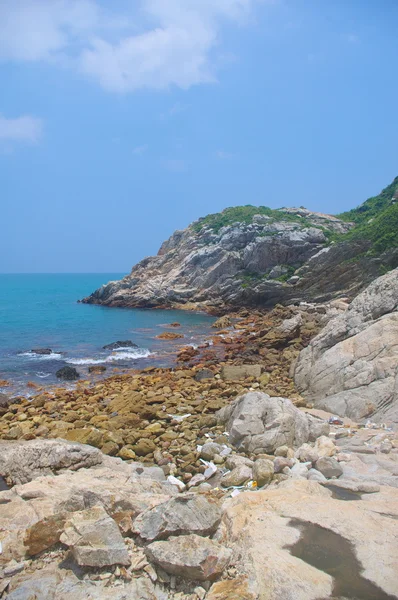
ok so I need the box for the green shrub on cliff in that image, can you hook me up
[192,205,310,233]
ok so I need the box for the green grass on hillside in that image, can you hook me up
[335,176,398,254]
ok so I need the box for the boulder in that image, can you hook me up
[31,348,53,355]
[217,392,327,454]
[60,505,130,567]
[133,494,222,541]
[200,442,222,461]
[88,365,107,374]
[0,439,103,485]
[56,366,80,381]
[252,459,274,487]
[145,534,232,581]
[212,316,231,329]
[0,392,10,409]
[314,436,336,458]
[103,341,138,350]
[221,465,252,487]
[295,268,398,423]
[295,443,319,465]
[221,365,262,381]
[315,457,343,479]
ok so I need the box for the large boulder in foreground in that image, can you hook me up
[295,268,398,423]
[145,534,232,581]
[217,392,329,454]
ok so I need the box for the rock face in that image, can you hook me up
[295,268,398,423]
[81,207,355,310]
[0,439,103,485]
[60,506,130,567]
[133,494,222,541]
[217,392,329,454]
[220,479,398,600]
[145,534,232,581]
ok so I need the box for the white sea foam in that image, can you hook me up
[67,349,152,365]
[35,372,51,378]
[18,352,63,360]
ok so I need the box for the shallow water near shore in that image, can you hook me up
[0,273,215,394]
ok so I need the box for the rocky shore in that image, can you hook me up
[1,269,398,599]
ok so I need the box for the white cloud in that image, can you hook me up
[133,144,149,155]
[344,33,360,44]
[0,0,264,93]
[0,114,43,144]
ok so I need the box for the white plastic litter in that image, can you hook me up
[196,445,203,452]
[168,413,191,422]
[230,489,241,498]
[167,476,186,491]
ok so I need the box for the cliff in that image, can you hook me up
[82,179,398,311]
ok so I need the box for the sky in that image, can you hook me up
[1,0,397,273]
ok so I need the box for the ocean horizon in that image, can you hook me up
[0,273,215,395]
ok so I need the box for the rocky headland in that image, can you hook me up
[1,178,398,599]
[82,177,398,312]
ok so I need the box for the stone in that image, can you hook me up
[315,456,343,479]
[274,445,289,457]
[55,366,80,381]
[133,494,222,541]
[207,577,257,600]
[273,457,294,473]
[295,268,398,423]
[221,365,262,381]
[31,348,53,354]
[133,438,157,456]
[252,459,274,487]
[156,332,184,340]
[0,393,11,409]
[307,468,327,483]
[60,505,130,567]
[212,316,231,329]
[88,365,107,374]
[195,369,215,381]
[64,428,103,448]
[314,436,336,458]
[217,392,324,454]
[295,443,319,465]
[145,534,232,581]
[200,443,222,461]
[221,465,252,487]
[0,439,103,485]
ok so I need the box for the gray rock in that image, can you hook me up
[132,494,222,541]
[221,465,252,487]
[322,479,380,493]
[217,392,325,454]
[224,455,254,470]
[295,443,319,465]
[295,268,398,423]
[0,439,103,485]
[0,393,10,409]
[307,468,327,483]
[273,457,295,473]
[200,443,222,461]
[145,534,232,581]
[60,505,130,567]
[55,366,80,381]
[252,459,274,487]
[290,463,309,479]
[315,456,343,479]
[194,369,215,381]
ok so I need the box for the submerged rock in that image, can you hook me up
[103,340,138,350]
[56,366,80,381]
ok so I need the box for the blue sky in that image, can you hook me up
[1,0,397,273]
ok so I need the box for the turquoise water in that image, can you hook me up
[0,274,215,394]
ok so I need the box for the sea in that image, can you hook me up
[0,274,215,395]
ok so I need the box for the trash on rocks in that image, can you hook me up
[167,475,186,491]
[168,413,191,422]
[220,446,232,457]
[230,489,241,498]
[328,416,344,425]
[200,459,218,480]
